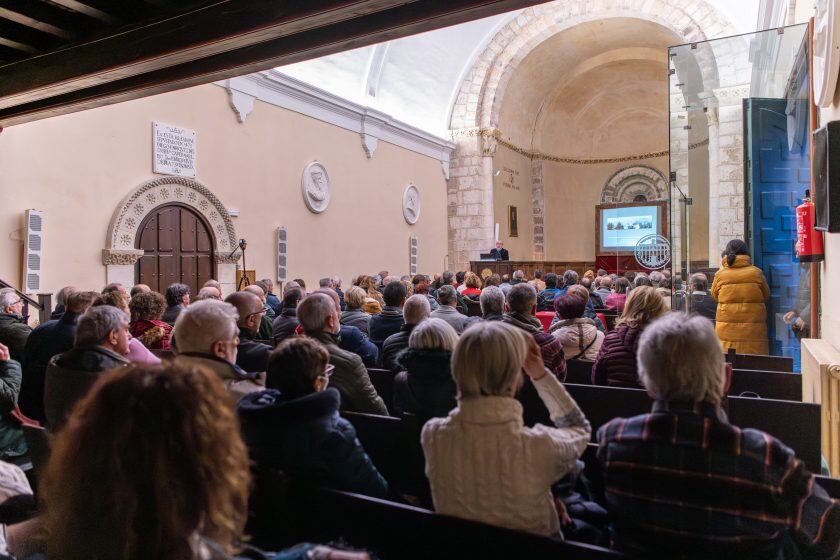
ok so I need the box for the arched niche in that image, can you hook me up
[600,165,668,203]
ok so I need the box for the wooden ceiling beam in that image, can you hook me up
[0,17,64,51]
[0,0,544,128]
[0,0,416,111]
[0,0,97,38]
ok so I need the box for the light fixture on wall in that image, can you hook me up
[227,208,240,217]
[492,170,501,177]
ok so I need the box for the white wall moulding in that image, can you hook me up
[217,72,455,174]
[225,86,256,123]
[301,161,331,214]
[403,184,420,225]
[152,122,196,178]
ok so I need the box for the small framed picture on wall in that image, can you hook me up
[508,205,519,237]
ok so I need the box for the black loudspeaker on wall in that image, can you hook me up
[813,120,840,232]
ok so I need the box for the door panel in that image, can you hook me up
[745,98,810,368]
[135,204,215,294]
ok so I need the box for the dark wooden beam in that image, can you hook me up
[0,17,64,51]
[0,42,26,63]
[0,0,415,111]
[0,0,98,39]
[0,0,543,127]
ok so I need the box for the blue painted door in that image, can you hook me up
[744,98,810,369]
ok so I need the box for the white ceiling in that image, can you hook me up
[277,0,775,138]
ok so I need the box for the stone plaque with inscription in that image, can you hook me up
[153,122,197,178]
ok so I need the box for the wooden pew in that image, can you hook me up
[726,348,793,372]
[249,474,624,559]
[729,369,801,402]
[367,368,396,412]
[565,359,594,385]
[563,384,822,472]
[340,411,429,501]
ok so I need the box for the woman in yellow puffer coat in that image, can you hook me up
[711,239,770,354]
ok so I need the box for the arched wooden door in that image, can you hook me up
[136,204,215,295]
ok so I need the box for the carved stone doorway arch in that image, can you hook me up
[600,165,668,203]
[103,177,239,292]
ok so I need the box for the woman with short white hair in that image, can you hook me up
[393,318,458,419]
[422,321,591,537]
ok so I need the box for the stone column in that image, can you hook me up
[531,158,545,261]
[713,85,750,253]
[447,129,496,272]
[669,104,689,274]
[706,107,720,266]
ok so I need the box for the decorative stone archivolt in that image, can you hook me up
[600,166,668,204]
[105,177,237,263]
[403,184,420,225]
[301,161,331,214]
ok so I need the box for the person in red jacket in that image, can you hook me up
[591,286,667,388]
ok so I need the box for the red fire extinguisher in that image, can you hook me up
[796,189,824,262]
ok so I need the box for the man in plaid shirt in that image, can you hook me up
[598,314,839,559]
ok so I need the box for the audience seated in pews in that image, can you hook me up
[557,270,578,298]
[238,337,390,499]
[128,290,173,350]
[592,286,666,388]
[422,321,591,537]
[37,362,336,560]
[202,278,223,296]
[315,288,379,368]
[598,313,840,559]
[271,286,303,345]
[530,269,546,292]
[49,285,80,320]
[243,284,274,341]
[393,318,458,420]
[381,295,430,373]
[21,290,96,422]
[92,290,160,365]
[550,294,604,362]
[340,286,373,335]
[0,343,27,463]
[411,274,439,311]
[536,273,561,312]
[580,277,603,308]
[499,274,512,295]
[503,284,566,381]
[259,278,280,314]
[171,300,264,403]
[0,290,31,363]
[461,272,482,298]
[603,277,629,312]
[225,291,272,374]
[593,276,612,303]
[564,285,605,332]
[195,285,222,301]
[162,283,191,325]
[44,306,131,431]
[299,293,387,415]
[368,281,407,348]
[429,285,471,334]
[479,285,505,322]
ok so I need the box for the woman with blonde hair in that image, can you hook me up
[422,321,591,537]
[393,318,459,419]
[591,286,668,388]
[38,363,251,559]
[461,272,482,298]
[357,275,384,306]
[340,286,373,335]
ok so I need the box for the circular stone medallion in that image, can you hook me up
[403,184,420,224]
[634,234,671,269]
[302,161,331,213]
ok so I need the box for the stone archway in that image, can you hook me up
[445,0,738,271]
[601,165,668,203]
[103,177,239,291]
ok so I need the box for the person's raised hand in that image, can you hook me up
[0,343,9,362]
[522,337,546,381]
[783,311,795,324]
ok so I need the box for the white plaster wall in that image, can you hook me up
[0,84,448,297]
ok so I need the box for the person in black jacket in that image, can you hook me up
[314,289,379,368]
[393,318,458,420]
[238,337,390,498]
[271,287,303,345]
[368,281,406,348]
[381,294,430,372]
[225,291,272,375]
[20,290,97,422]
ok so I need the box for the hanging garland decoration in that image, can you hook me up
[450,127,709,165]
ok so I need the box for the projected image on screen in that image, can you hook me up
[600,206,659,251]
